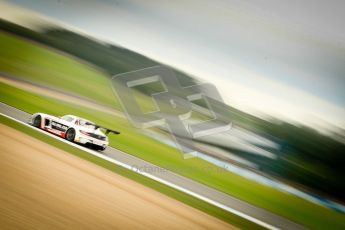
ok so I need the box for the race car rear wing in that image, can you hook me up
[99,126,120,135]
[87,122,120,135]
[104,128,120,135]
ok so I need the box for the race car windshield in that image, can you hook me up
[79,119,96,128]
[61,115,74,122]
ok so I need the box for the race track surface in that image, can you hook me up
[0,124,235,229]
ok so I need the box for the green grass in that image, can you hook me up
[0,114,264,230]
[0,32,119,109]
[1,32,345,229]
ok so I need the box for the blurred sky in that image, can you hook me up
[1,0,345,130]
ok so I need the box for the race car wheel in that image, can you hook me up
[65,128,76,142]
[33,115,42,128]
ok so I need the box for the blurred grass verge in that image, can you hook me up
[1,32,345,229]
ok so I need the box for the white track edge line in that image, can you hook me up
[1,112,279,230]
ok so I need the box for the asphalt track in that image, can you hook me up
[0,102,306,230]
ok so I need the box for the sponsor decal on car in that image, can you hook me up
[51,120,69,132]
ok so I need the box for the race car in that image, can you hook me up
[30,113,120,151]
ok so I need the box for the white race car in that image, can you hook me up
[30,113,120,151]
